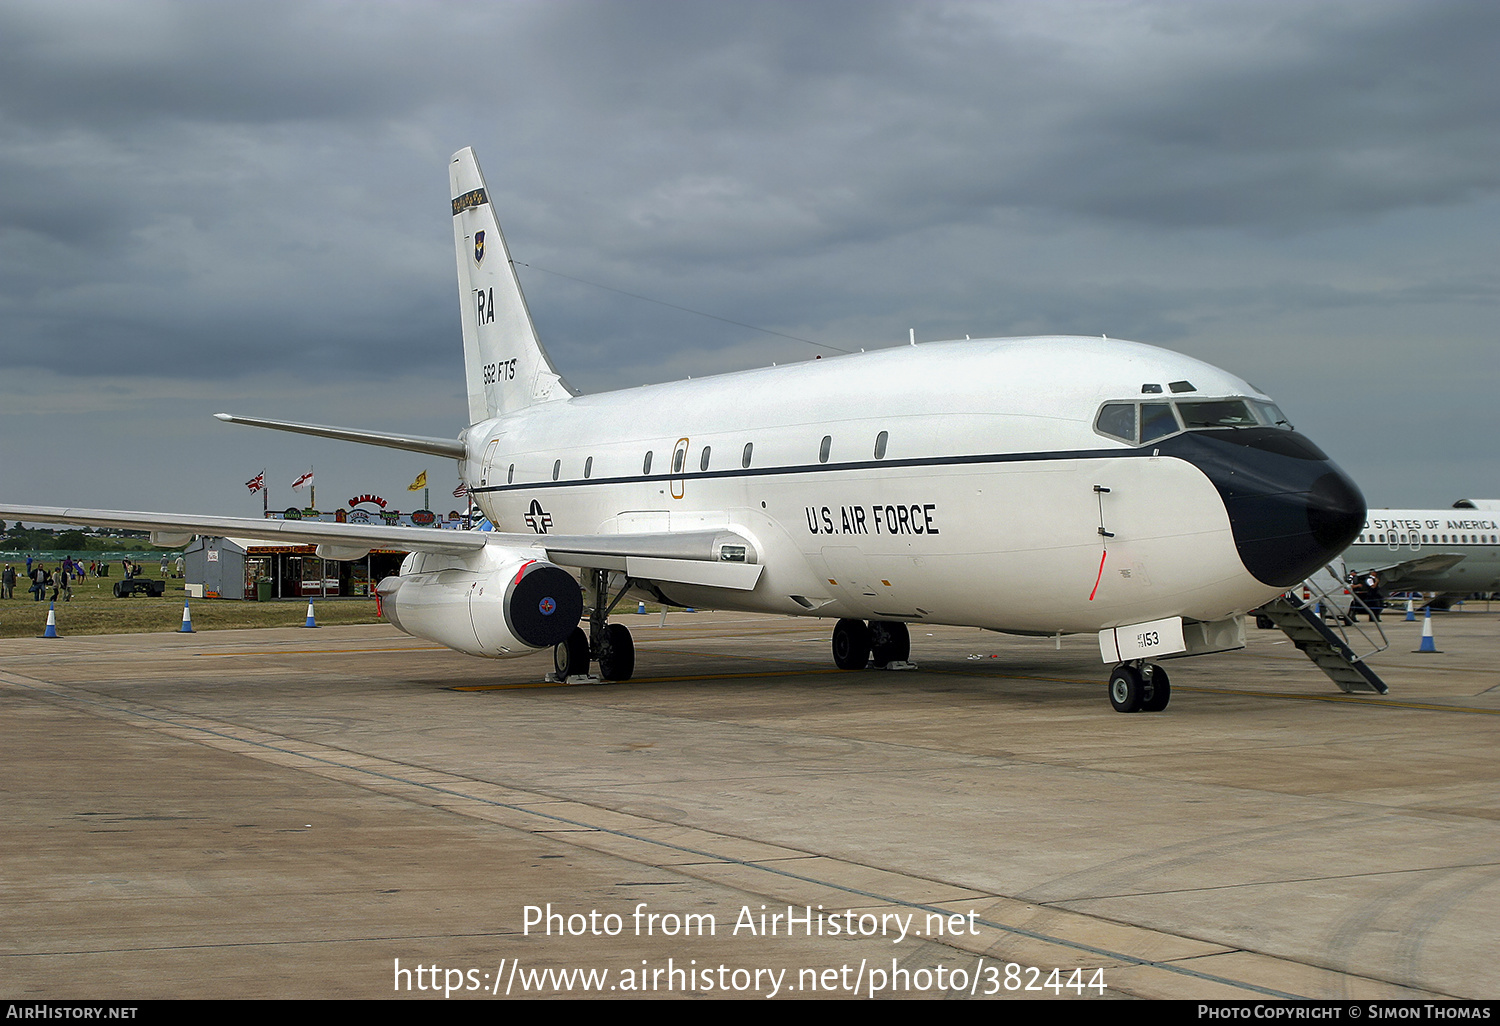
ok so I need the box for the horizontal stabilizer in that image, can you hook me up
[215,413,466,460]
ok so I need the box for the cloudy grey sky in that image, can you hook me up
[2,0,1496,518]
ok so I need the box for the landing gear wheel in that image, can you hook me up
[1108,664,1144,713]
[832,618,871,670]
[554,627,589,678]
[1139,664,1171,712]
[868,620,910,665]
[598,623,635,682]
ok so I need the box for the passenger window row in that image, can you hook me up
[502,431,894,483]
[1361,533,1496,544]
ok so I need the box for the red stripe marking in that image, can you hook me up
[1088,549,1107,601]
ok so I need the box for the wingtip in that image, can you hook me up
[213,413,232,421]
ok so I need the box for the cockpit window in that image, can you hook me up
[1177,400,1257,429]
[1140,403,1179,442]
[1250,399,1292,429]
[1094,395,1294,445]
[1094,403,1136,443]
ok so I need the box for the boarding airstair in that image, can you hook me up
[1255,579,1390,694]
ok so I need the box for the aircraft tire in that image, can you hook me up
[598,623,635,682]
[554,627,589,678]
[832,618,871,670]
[1108,665,1144,713]
[869,620,910,665]
[1140,665,1171,712]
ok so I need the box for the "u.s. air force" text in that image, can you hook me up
[805,504,938,536]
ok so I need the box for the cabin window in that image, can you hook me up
[742,442,753,469]
[700,446,711,472]
[643,451,653,475]
[1094,403,1136,444]
[874,431,888,459]
[584,456,593,479]
[507,464,514,484]
[672,448,685,474]
[819,435,832,463]
[552,460,561,481]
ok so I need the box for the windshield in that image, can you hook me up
[1094,396,1293,444]
[1176,400,1257,429]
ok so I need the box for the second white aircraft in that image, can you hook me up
[1346,503,1500,599]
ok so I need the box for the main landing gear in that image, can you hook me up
[1108,661,1170,713]
[553,569,636,682]
[831,618,913,670]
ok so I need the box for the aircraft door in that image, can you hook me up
[480,439,500,487]
[670,437,689,500]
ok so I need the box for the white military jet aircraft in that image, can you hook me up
[1346,503,1500,598]
[2,148,1368,713]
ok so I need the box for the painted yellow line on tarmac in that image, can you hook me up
[1181,687,1500,714]
[453,668,831,691]
[193,646,447,656]
[180,637,1497,713]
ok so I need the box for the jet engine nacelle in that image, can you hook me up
[377,546,583,658]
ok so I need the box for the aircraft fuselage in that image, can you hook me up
[1346,510,1500,595]
[463,335,1363,636]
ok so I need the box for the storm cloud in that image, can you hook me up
[1,0,1495,512]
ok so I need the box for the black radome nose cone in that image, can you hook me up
[1157,429,1367,590]
[1306,470,1366,554]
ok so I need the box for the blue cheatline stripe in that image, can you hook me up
[472,445,1153,496]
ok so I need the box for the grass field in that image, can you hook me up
[0,573,382,639]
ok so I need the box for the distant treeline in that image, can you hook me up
[2,523,163,554]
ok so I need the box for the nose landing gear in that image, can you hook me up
[1108,661,1170,713]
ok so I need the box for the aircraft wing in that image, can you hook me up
[1351,552,1467,585]
[0,505,763,590]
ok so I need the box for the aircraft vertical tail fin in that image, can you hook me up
[450,148,574,423]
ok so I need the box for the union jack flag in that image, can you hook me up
[246,472,265,494]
